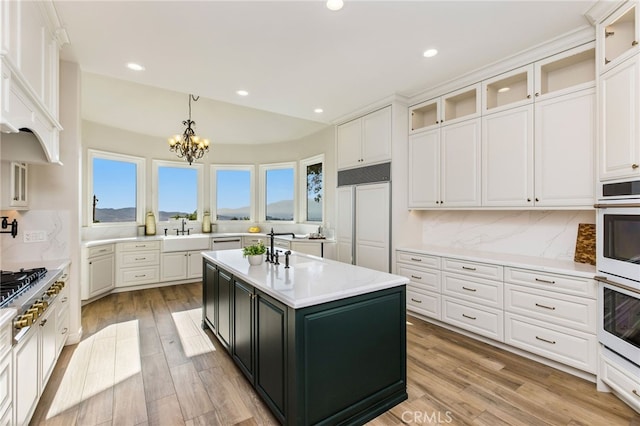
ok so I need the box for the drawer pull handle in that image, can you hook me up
[135,257,147,260]
[62,327,68,334]
[462,266,476,271]
[535,303,556,310]
[535,278,556,284]
[410,257,422,262]
[535,336,556,345]
[410,298,422,304]
[98,249,108,253]
[135,274,147,278]
[462,286,477,292]
[40,319,47,326]
[462,314,476,320]
[410,275,422,280]
[61,297,68,303]
[633,389,640,398]
[136,245,146,247]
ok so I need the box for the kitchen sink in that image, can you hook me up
[161,234,211,252]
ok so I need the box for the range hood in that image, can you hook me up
[0,129,62,165]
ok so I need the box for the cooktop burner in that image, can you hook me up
[0,267,47,308]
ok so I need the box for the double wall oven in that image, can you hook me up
[595,180,640,378]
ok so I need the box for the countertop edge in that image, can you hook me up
[396,245,596,278]
[82,233,335,247]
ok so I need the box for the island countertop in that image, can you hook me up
[202,249,408,309]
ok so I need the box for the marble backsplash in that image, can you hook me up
[0,209,70,265]
[418,210,596,261]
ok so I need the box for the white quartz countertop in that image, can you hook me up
[397,245,596,278]
[1,258,70,272]
[82,233,334,247]
[202,249,408,309]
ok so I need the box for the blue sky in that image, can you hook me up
[94,159,296,213]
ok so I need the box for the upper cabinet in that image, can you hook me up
[410,84,480,133]
[1,161,29,210]
[0,0,66,163]
[599,2,640,74]
[337,106,391,170]
[483,65,534,115]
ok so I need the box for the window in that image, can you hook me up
[153,161,203,221]
[211,165,254,221]
[260,163,295,222]
[300,155,324,223]
[88,150,145,224]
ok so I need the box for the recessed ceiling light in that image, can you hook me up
[236,90,249,96]
[498,87,510,93]
[326,0,343,11]
[314,108,324,113]
[423,49,438,58]
[126,62,145,71]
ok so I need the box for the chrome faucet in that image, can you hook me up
[266,228,295,263]
[176,218,191,235]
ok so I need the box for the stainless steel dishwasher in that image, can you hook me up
[211,237,242,250]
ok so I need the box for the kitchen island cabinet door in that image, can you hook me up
[232,278,254,381]
[203,262,217,333]
[217,269,233,351]
[255,291,287,422]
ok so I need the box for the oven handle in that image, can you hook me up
[595,275,640,295]
[594,203,640,208]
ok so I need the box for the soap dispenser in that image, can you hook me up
[202,211,212,233]
[145,212,156,235]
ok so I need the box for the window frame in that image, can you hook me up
[152,159,204,221]
[299,154,324,224]
[210,164,256,222]
[87,149,146,226]
[259,161,297,223]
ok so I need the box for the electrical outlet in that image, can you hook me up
[23,230,47,243]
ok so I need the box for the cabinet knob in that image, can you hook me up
[527,198,531,202]
[535,92,540,97]
[535,198,539,202]
[436,201,440,204]
[632,164,639,169]
[527,94,531,99]
[633,40,638,46]
[605,58,611,65]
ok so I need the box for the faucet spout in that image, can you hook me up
[266,228,296,263]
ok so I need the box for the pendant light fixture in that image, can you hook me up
[168,94,210,165]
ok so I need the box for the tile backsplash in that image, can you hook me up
[419,210,595,261]
[0,209,70,264]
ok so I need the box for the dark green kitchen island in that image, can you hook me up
[202,249,408,425]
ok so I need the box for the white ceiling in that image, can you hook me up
[53,0,596,145]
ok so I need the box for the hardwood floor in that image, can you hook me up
[32,283,640,425]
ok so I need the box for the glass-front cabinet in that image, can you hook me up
[10,162,28,208]
[599,3,640,73]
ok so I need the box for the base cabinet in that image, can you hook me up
[82,244,115,300]
[202,260,407,425]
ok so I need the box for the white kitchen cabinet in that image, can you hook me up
[599,53,640,181]
[355,182,390,272]
[1,162,28,210]
[83,244,115,300]
[337,106,391,170]
[116,241,160,287]
[409,84,480,133]
[598,2,640,74]
[396,251,441,320]
[39,305,57,392]
[335,187,354,264]
[290,241,322,257]
[161,251,202,282]
[0,0,64,162]
[600,350,640,413]
[482,105,535,207]
[409,118,481,208]
[534,43,596,101]
[483,65,534,114]
[55,282,70,355]
[13,326,38,426]
[0,352,10,426]
[534,88,595,206]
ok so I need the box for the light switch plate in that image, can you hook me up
[23,230,47,243]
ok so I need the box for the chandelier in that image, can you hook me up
[168,94,210,165]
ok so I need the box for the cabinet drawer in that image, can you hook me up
[504,284,596,333]
[442,296,503,341]
[397,265,440,292]
[443,258,503,281]
[88,244,114,257]
[119,240,161,251]
[504,267,596,299]
[442,272,503,309]
[600,354,640,412]
[119,266,160,286]
[274,239,290,249]
[396,251,440,269]
[119,250,160,267]
[407,288,440,320]
[504,313,596,373]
